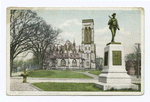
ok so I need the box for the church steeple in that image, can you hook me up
[82,19,94,44]
[81,19,96,69]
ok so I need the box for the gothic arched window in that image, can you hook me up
[84,27,88,43]
[86,61,89,66]
[82,60,84,67]
[85,47,87,50]
[72,59,77,67]
[87,53,89,58]
[61,59,66,66]
[88,27,91,43]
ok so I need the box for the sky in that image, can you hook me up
[20,9,142,60]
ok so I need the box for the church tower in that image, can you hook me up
[81,19,96,69]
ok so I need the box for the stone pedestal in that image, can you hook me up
[21,73,28,83]
[94,44,138,90]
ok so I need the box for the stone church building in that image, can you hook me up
[45,19,96,70]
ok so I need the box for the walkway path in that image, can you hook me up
[11,77,97,83]
[74,71,141,83]
[74,71,98,80]
[130,75,141,83]
[10,72,41,91]
[10,78,41,91]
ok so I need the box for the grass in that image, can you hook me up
[32,82,141,92]
[73,70,88,72]
[88,70,101,75]
[27,70,93,78]
[32,82,102,91]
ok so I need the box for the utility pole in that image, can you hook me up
[135,43,140,78]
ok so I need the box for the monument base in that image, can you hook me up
[94,44,138,90]
[107,42,121,45]
[94,82,138,90]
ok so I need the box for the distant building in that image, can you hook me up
[44,19,96,70]
[96,57,103,70]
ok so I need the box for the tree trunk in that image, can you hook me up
[38,55,43,70]
[10,56,13,77]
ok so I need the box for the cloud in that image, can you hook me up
[95,27,109,34]
[95,27,131,36]
[59,19,82,28]
[59,32,75,38]
[119,28,131,35]
[94,27,132,57]
[58,31,81,46]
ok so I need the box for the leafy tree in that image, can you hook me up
[28,21,62,70]
[125,45,141,61]
[10,10,43,76]
[12,60,24,72]
[25,56,38,65]
[125,44,141,75]
[125,53,136,60]
[17,60,24,67]
[13,60,18,67]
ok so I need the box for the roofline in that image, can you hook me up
[82,19,94,24]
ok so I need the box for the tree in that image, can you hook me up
[29,21,62,70]
[125,45,141,61]
[25,56,38,65]
[10,10,43,76]
[125,44,141,75]
[12,59,24,72]
[17,60,24,67]
[125,53,136,60]
[25,55,39,70]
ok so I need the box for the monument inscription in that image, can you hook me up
[112,51,122,65]
[104,51,108,66]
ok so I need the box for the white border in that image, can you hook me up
[6,7,144,96]
[1,1,150,102]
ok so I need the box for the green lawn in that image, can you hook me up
[27,70,93,78]
[32,82,102,91]
[32,82,141,92]
[88,70,101,75]
[73,70,88,72]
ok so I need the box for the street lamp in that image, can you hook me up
[135,43,141,78]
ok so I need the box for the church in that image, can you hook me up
[45,19,96,70]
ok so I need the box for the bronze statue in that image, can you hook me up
[108,13,120,42]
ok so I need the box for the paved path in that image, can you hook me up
[130,75,141,83]
[74,71,98,80]
[10,72,41,91]
[11,77,97,83]
[75,71,141,83]
[10,78,41,91]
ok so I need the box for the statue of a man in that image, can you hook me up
[108,13,120,42]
